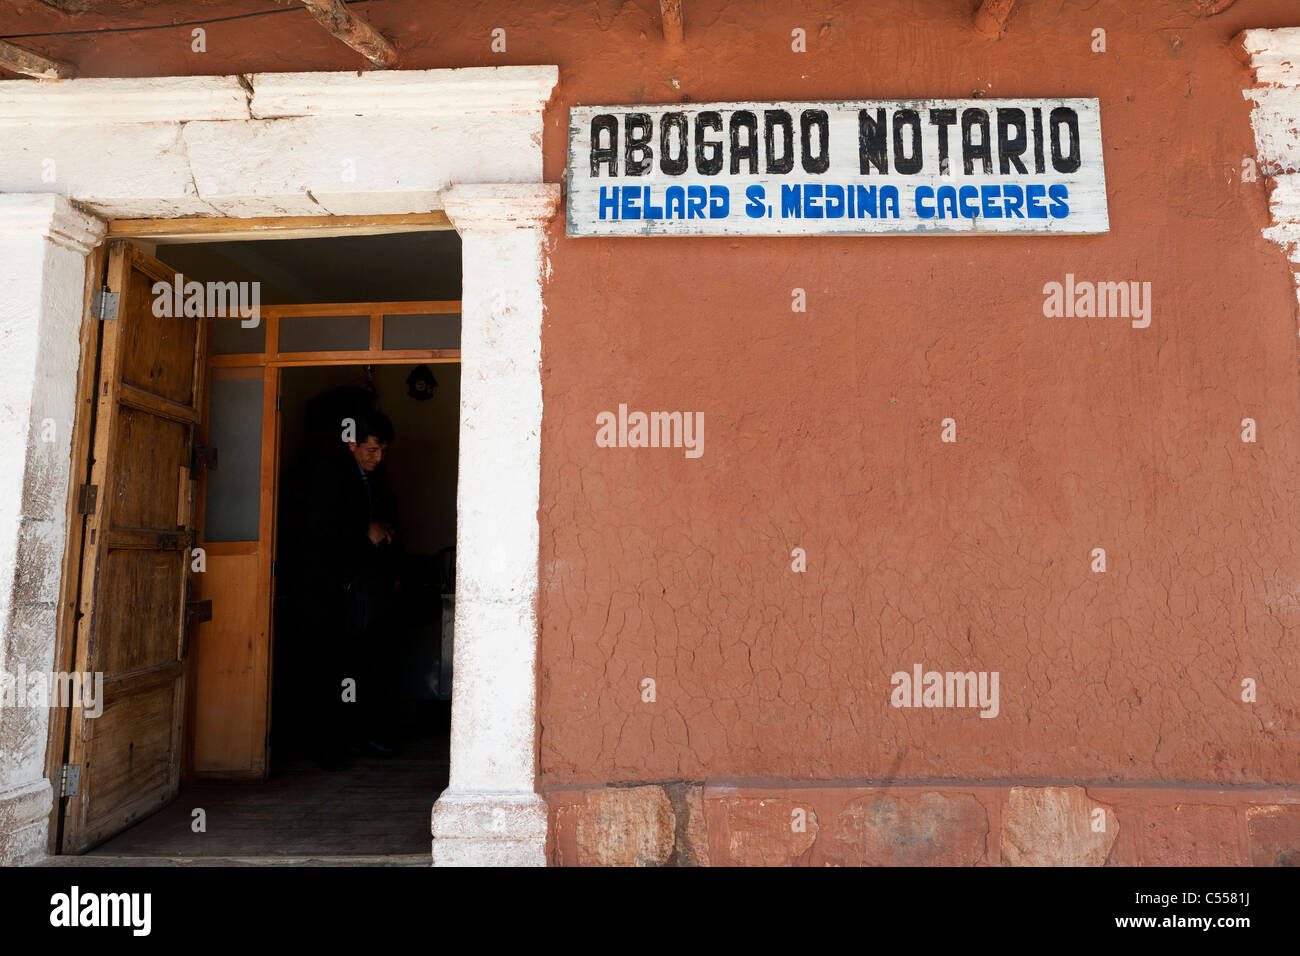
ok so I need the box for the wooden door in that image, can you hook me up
[187,364,277,780]
[60,242,207,853]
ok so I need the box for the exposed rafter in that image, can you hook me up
[36,0,90,13]
[0,38,76,79]
[660,0,684,44]
[298,0,398,69]
[1190,0,1237,15]
[974,0,1018,39]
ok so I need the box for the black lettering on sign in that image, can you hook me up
[961,107,992,175]
[730,110,758,175]
[660,112,689,175]
[624,113,652,176]
[800,110,830,174]
[584,102,1089,186]
[892,109,923,175]
[929,108,957,174]
[1031,107,1046,174]
[1050,107,1081,173]
[695,111,723,175]
[590,114,618,176]
[764,109,794,174]
[997,108,1028,174]
[858,108,888,174]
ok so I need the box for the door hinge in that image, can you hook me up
[191,444,218,472]
[275,395,281,411]
[270,560,277,578]
[91,289,118,321]
[76,484,98,515]
[57,764,81,798]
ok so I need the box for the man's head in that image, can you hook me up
[348,411,395,472]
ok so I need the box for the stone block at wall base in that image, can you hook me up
[544,782,1300,867]
[0,778,52,866]
[548,783,711,866]
[1246,805,1300,866]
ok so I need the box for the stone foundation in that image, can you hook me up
[546,782,1300,866]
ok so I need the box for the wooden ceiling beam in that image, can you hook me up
[660,0,684,44]
[0,38,77,79]
[974,0,1018,39]
[107,212,452,243]
[1191,0,1237,15]
[36,0,90,13]
[298,0,398,69]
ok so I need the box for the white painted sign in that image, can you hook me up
[566,99,1108,237]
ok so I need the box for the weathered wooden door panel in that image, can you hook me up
[60,242,206,853]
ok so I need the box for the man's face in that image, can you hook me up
[349,436,387,472]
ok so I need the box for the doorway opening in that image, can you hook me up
[51,228,463,862]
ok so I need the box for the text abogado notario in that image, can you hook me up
[567,98,1108,236]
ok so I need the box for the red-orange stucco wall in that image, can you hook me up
[535,1,1300,791]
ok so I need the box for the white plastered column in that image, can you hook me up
[431,183,558,866]
[0,194,105,866]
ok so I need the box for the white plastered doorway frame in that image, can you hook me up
[0,66,559,867]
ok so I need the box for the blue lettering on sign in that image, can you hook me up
[958,185,980,218]
[599,187,618,220]
[596,185,731,220]
[686,185,707,219]
[709,185,730,218]
[666,185,686,218]
[780,183,900,219]
[781,184,801,218]
[825,185,846,219]
[915,185,936,219]
[644,187,664,219]
[1026,184,1048,219]
[912,183,1070,220]
[803,183,824,219]
[1003,186,1025,218]
[1048,183,1070,218]
[600,182,1069,224]
[621,187,641,220]
[981,187,1003,219]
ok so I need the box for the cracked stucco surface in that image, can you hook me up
[535,0,1300,787]
[1,0,1298,802]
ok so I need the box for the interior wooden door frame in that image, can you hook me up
[187,298,463,781]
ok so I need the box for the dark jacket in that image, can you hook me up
[295,447,398,633]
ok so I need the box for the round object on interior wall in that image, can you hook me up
[406,364,438,401]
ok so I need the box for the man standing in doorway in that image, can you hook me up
[301,409,401,770]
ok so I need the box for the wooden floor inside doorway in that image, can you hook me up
[43,729,448,868]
